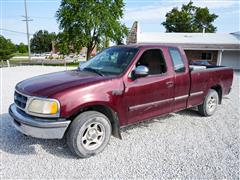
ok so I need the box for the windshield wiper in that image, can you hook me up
[83,67,104,76]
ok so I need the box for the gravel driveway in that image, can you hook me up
[0,66,239,179]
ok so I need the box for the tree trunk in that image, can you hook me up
[86,45,94,61]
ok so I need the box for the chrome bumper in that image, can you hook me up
[8,104,71,139]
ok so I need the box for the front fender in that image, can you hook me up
[56,78,126,126]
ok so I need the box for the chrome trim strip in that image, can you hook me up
[174,94,189,101]
[190,91,204,97]
[129,98,174,112]
[14,89,61,118]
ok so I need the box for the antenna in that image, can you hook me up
[22,0,33,60]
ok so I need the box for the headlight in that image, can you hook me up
[27,98,60,116]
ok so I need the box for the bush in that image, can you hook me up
[0,50,14,61]
[0,35,16,61]
[17,43,28,53]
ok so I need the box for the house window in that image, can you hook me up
[202,53,212,60]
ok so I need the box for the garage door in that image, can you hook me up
[221,51,240,70]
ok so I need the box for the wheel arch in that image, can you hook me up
[69,104,122,139]
[210,84,222,104]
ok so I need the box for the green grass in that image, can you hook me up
[43,62,79,67]
[12,52,29,57]
[8,59,79,67]
[9,58,30,62]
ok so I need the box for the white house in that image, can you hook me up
[127,22,240,70]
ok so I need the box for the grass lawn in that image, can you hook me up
[12,52,29,57]
[43,62,79,67]
[3,55,82,68]
[10,58,30,62]
[7,59,79,67]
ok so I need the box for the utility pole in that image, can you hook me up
[22,0,32,60]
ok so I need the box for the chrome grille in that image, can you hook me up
[14,91,28,109]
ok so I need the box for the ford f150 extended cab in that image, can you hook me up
[9,44,233,158]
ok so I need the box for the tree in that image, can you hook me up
[0,35,16,61]
[56,0,128,60]
[55,32,71,55]
[162,2,218,33]
[17,43,27,53]
[30,30,56,53]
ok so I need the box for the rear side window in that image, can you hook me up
[169,48,185,73]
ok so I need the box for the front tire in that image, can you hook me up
[198,89,219,116]
[67,111,111,158]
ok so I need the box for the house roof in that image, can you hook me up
[138,32,240,50]
[127,21,240,50]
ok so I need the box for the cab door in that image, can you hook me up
[123,48,175,124]
[169,48,190,111]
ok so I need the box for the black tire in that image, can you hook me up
[198,89,219,116]
[66,111,112,158]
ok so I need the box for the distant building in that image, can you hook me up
[51,41,97,56]
[127,22,240,70]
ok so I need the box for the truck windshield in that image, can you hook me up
[80,47,138,76]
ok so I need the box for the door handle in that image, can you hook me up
[166,81,174,88]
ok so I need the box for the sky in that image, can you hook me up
[1,0,240,44]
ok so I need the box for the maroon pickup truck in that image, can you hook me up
[9,44,233,158]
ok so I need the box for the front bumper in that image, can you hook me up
[8,104,71,139]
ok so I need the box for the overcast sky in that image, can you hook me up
[1,0,239,44]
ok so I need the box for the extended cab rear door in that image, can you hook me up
[168,47,191,111]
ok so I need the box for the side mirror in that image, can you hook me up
[132,65,149,79]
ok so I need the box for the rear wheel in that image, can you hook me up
[198,89,219,116]
[67,111,111,158]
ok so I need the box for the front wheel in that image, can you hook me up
[198,89,219,116]
[66,111,112,158]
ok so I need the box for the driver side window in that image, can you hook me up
[137,49,167,75]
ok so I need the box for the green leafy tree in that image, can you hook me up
[162,2,218,32]
[17,42,28,53]
[30,30,56,53]
[0,35,16,61]
[56,0,128,60]
[55,32,71,55]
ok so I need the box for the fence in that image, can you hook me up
[0,58,81,68]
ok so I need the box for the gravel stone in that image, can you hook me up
[0,66,239,179]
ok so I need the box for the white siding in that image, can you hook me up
[221,51,240,70]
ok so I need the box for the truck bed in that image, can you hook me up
[188,65,233,107]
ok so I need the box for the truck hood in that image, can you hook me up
[16,69,112,97]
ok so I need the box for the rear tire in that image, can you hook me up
[67,111,111,158]
[198,89,219,116]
